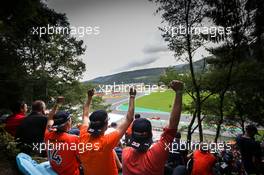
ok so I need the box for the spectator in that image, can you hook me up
[236,124,262,175]
[114,150,122,171]
[191,143,216,175]
[166,132,188,174]
[16,100,47,153]
[45,97,80,175]
[79,88,136,175]
[169,132,188,166]
[5,101,27,136]
[105,122,118,134]
[122,80,183,175]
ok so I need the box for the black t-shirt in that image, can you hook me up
[236,135,261,173]
[16,112,47,145]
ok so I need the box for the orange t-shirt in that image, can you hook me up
[44,130,80,175]
[122,128,176,175]
[79,125,120,175]
[192,150,216,175]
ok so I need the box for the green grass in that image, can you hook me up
[133,90,192,113]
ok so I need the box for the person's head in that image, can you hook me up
[88,110,109,136]
[53,111,72,133]
[172,165,187,175]
[110,122,117,128]
[245,124,259,138]
[135,114,141,119]
[32,100,46,115]
[130,118,153,152]
[10,101,28,114]
[175,132,181,139]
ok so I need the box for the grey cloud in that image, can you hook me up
[117,56,160,71]
[142,44,168,54]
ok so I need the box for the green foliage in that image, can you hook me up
[230,61,264,126]
[0,0,86,110]
[204,0,264,128]
[159,66,214,103]
[91,96,111,112]
[0,125,20,159]
[202,93,235,124]
[151,0,264,143]
[255,130,264,142]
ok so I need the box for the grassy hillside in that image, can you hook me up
[87,58,207,85]
[89,67,167,84]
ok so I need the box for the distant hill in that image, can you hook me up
[86,58,207,84]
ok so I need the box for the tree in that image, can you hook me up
[0,0,87,111]
[205,0,264,138]
[205,46,236,142]
[150,0,215,142]
[159,62,213,143]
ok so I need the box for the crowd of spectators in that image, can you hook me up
[1,80,264,175]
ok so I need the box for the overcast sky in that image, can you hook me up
[46,0,209,81]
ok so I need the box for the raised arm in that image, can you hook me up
[116,88,136,137]
[168,80,183,129]
[82,89,94,126]
[46,96,64,129]
[114,151,122,170]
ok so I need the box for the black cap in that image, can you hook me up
[246,124,259,135]
[130,118,153,152]
[88,110,108,135]
[53,111,71,129]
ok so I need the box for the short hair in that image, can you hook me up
[245,124,258,135]
[110,122,117,128]
[10,101,26,113]
[32,100,45,112]
[135,114,141,119]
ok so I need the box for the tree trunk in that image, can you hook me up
[239,112,245,134]
[214,93,224,142]
[187,110,197,146]
[214,44,235,142]
[241,119,245,134]
[196,95,203,142]
[185,0,203,142]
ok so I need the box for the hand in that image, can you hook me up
[129,87,136,97]
[76,123,82,128]
[56,96,65,104]
[169,80,184,92]
[87,89,95,98]
[47,125,57,132]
